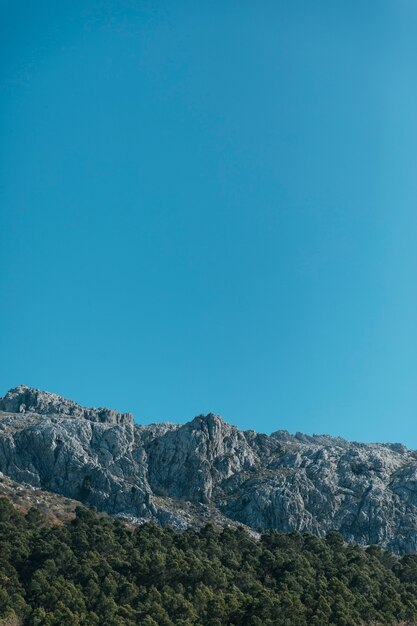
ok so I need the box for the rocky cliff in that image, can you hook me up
[1,385,416,553]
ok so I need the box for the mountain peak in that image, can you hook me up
[0,385,133,426]
[190,413,228,428]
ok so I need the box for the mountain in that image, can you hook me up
[1,385,417,553]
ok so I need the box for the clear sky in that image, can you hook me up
[1,1,416,446]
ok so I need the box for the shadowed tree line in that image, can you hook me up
[1,498,417,625]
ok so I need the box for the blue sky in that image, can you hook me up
[1,1,416,445]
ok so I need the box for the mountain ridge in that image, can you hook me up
[2,384,409,448]
[1,385,417,553]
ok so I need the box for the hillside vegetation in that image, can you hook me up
[1,498,417,625]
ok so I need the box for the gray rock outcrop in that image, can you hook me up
[0,385,133,426]
[0,385,417,553]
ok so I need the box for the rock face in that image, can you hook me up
[0,385,133,426]
[1,385,417,553]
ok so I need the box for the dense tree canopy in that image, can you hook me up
[1,498,417,625]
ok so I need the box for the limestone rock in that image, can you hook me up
[0,385,417,553]
[0,385,133,426]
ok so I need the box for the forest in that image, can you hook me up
[1,497,417,626]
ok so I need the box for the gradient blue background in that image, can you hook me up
[1,1,416,445]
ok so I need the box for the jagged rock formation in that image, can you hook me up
[0,385,133,426]
[0,385,417,553]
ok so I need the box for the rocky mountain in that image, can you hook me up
[1,385,417,553]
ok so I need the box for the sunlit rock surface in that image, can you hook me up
[1,385,416,552]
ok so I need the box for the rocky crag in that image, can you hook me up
[0,385,416,553]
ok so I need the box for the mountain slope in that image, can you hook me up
[2,497,417,626]
[0,385,417,553]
